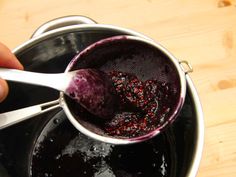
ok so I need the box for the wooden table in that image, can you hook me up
[0,0,236,176]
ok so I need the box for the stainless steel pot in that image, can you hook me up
[0,16,204,177]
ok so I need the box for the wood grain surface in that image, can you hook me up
[0,0,236,176]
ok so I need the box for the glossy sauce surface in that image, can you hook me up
[32,114,175,177]
[104,70,176,137]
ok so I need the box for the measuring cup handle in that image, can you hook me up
[0,100,60,130]
[31,15,97,38]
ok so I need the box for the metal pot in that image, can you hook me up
[0,16,204,177]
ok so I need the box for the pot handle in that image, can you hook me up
[0,100,60,130]
[179,60,193,74]
[31,15,97,38]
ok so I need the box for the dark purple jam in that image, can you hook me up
[31,116,175,177]
[103,71,173,137]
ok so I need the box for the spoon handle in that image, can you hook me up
[0,68,69,91]
[0,100,60,129]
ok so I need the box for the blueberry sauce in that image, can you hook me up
[31,116,175,177]
[104,71,175,137]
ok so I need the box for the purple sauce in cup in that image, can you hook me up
[64,35,184,141]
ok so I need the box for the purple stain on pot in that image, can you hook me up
[65,35,182,139]
[65,69,117,119]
